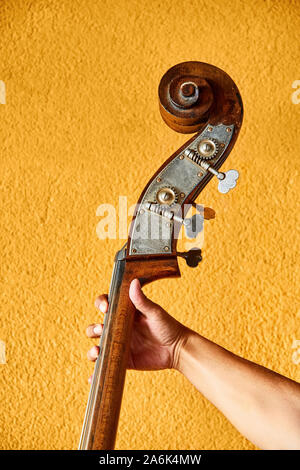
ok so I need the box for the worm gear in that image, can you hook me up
[197,138,219,160]
[156,186,179,206]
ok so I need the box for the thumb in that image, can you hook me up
[129,278,160,316]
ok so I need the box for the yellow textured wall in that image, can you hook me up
[0,0,299,450]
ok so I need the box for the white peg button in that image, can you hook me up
[218,170,239,194]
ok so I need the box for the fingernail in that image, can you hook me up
[99,302,106,313]
[94,325,102,335]
[91,346,98,358]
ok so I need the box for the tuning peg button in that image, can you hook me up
[217,170,239,194]
[199,161,239,194]
[176,248,202,267]
[184,214,204,239]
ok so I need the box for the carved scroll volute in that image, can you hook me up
[158,61,243,133]
[127,61,243,261]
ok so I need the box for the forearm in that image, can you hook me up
[176,329,300,449]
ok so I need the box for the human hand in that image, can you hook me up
[86,278,188,378]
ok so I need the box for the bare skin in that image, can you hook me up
[86,278,300,450]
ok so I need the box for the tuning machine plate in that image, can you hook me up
[129,123,236,255]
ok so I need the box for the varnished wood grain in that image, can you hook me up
[80,257,180,450]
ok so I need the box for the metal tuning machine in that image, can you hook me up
[184,149,239,194]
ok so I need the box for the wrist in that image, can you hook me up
[172,326,194,372]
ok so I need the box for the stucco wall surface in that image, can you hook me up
[0,0,299,450]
